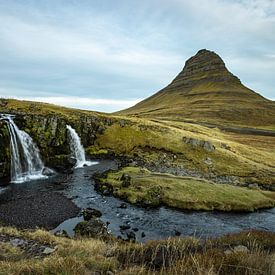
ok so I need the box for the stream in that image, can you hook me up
[1,159,275,242]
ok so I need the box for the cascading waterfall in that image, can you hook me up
[66,125,96,168]
[0,114,48,183]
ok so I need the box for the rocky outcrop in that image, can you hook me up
[74,218,110,239]
[167,49,241,89]
[0,110,116,179]
[183,137,215,152]
[0,122,10,181]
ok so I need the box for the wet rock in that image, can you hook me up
[54,230,69,238]
[94,180,114,196]
[74,218,110,239]
[121,173,131,187]
[103,189,112,196]
[120,225,131,230]
[68,157,77,166]
[42,167,55,176]
[118,203,127,209]
[141,232,146,238]
[126,230,136,242]
[83,208,102,220]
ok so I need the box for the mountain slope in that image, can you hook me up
[118,49,275,128]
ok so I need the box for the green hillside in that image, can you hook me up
[118,49,275,128]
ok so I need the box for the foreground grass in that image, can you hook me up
[95,167,275,212]
[0,226,274,274]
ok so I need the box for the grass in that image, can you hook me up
[0,226,274,274]
[117,51,275,128]
[91,119,275,186]
[1,98,274,187]
[95,166,275,212]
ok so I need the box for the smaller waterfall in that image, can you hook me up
[0,114,49,183]
[66,125,96,168]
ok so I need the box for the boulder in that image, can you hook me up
[74,218,110,239]
[183,137,215,152]
[83,208,102,220]
[203,141,215,152]
[120,224,131,231]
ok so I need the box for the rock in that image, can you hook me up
[10,238,26,247]
[221,143,231,150]
[103,189,112,196]
[132,228,139,232]
[126,230,136,242]
[119,202,128,209]
[183,137,215,152]
[68,157,77,166]
[97,125,105,135]
[106,271,114,275]
[224,249,232,255]
[118,202,128,209]
[120,225,131,230]
[203,141,215,152]
[83,208,102,220]
[175,230,181,236]
[54,230,69,238]
[248,183,259,189]
[233,245,249,253]
[42,246,56,255]
[141,232,146,238]
[204,157,212,166]
[42,167,55,176]
[74,219,110,239]
[121,173,131,187]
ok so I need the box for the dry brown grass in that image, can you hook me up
[0,227,274,275]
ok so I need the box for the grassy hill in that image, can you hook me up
[118,49,275,128]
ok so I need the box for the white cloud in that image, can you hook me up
[1,95,141,113]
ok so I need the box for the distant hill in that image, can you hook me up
[118,49,275,128]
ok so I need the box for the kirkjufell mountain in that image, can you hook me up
[118,49,275,127]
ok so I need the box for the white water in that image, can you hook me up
[0,114,48,183]
[66,125,97,168]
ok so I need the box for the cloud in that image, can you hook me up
[1,95,141,113]
[0,0,274,112]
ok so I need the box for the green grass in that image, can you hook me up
[96,167,275,212]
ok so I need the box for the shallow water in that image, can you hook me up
[1,160,274,242]
[52,160,275,242]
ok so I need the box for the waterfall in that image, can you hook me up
[66,125,96,168]
[0,114,48,183]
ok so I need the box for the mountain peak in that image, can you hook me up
[169,49,241,89]
[118,49,275,127]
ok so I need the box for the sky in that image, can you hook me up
[0,0,274,112]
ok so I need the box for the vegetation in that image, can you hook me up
[0,226,274,274]
[117,50,275,129]
[95,166,275,211]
